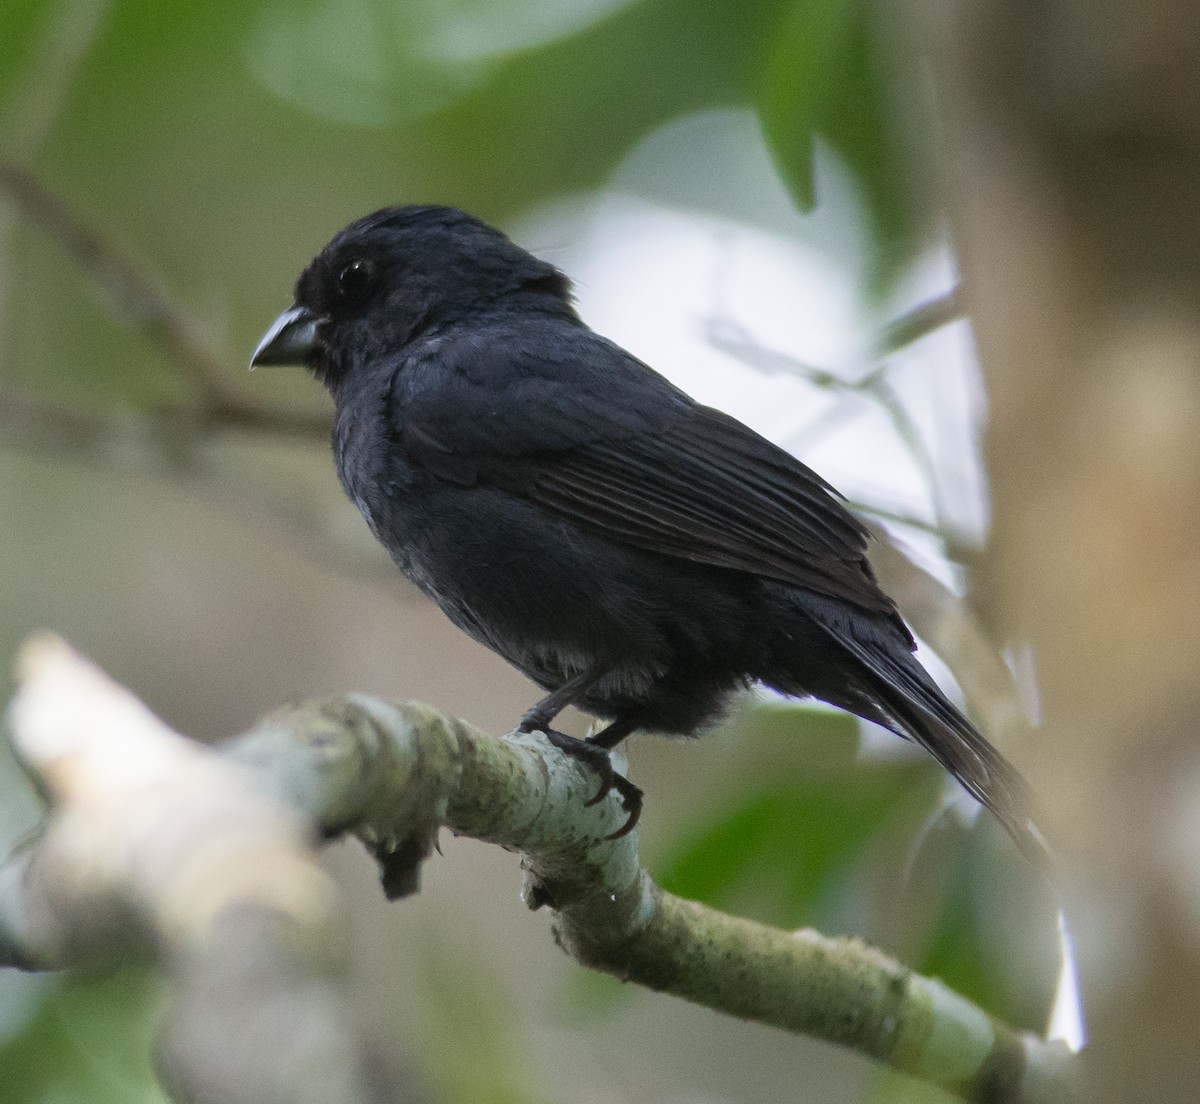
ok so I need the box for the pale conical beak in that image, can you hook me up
[249,305,325,368]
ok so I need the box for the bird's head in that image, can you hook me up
[250,204,573,386]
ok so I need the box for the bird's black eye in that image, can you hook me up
[336,259,373,304]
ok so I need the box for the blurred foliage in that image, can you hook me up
[0,0,925,420]
[416,931,544,1104]
[654,707,934,930]
[664,707,1060,1039]
[757,0,918,288]
[0,967,167,1104]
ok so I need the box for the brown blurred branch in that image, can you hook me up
[0,159,356,575]
[0,158,235,406]
[2,637,1075,1104]
[0,157,330,439]
[913,2,1200,1099]
[0,389,393,581]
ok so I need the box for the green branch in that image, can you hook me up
[1,637,1075,1104]
[222,681,1076,1103]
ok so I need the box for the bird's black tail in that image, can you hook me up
[806,611,1050,867]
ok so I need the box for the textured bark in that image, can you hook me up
[1,636,1074,1103]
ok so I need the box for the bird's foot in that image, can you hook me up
[518,723,643,839]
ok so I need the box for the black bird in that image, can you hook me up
[252,204,1040,856]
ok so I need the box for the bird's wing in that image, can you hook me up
[394,327,897,616]
[525,405,895,613]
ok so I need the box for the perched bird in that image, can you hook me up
[252,204,1040,856]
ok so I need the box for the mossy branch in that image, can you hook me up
[0,636,1075,1104]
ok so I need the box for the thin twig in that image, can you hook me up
[705,317,948,523]
[0,388,328,458]
[0,159,238,406]
[847,498,942,538]
[877,286,966,355]
[202,401,330,439]
[0,157,330,439]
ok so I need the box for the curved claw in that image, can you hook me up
[534,727,642,837]
[584,757,616,806]
[604,776,644,840]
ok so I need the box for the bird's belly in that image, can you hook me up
[378,483,763,722]
[397,488,636,665]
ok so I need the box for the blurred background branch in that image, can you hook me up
[0,157,329,440]
[0,154,994,588]
[1,635,413,1104]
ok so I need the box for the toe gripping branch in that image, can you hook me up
[516,722,643,839]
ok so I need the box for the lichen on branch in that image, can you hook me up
[0,636,1074,1104]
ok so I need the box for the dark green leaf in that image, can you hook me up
[819,10,921,292]
[756,0,858,211]
[755,0,923,290]
[656,705,944,930]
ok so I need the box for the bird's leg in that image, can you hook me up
[587,715,638,750]
[517,668,616,800]
[517,667,602,735]
[584,716,644,838]
[517,670,644,839]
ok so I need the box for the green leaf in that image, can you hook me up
[655,704,944,930]
[756,0,858,211]
[0,967,168,1104]
[755,0,922,290]
[819,9,920,292]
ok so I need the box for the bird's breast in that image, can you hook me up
[332,397,409,543]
